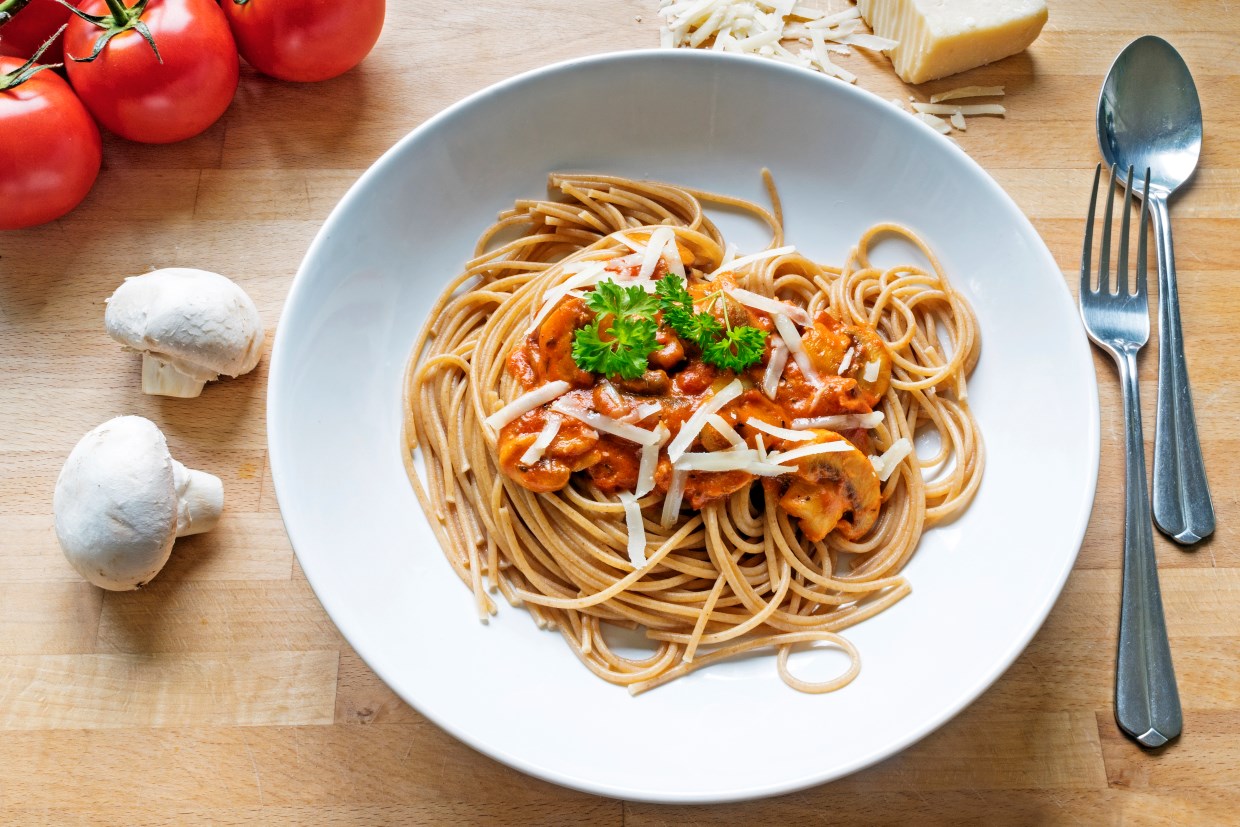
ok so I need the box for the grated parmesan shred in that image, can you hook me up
[870,437,913,482]
[930,85,1005,103]
[749,418,816,443]
[636,423,671,498]
[726,287,811,326]
[706,413,747,449]
[793,411,885,431]
[773,313,820,386]
[518,414,562,465]
[619,492,648,567]
[762,336,789,400]
[661,470,688,527]
[666,379,744,461]
[484,381,572,433]
[771,440,853,465]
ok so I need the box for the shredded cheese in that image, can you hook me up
[639,226,675,280]
[871,437,913,481]
[663,231,686,279]
[636,422,671,498]
[929,85,1005,103]
[526,263,607,333]
[619,492,648,568]
[863,359,881,383]
[793,411,885,431]
[837,346,855,375]
[599,381,622,409]
[709,245,796,278]
[770,440,853,465]
[762,336,789,400]
[748,418,816,442]
[658,1,889,83]
[666,379,744,461]
[706,413,747,449]
[725,287,811,326]
[675,450,793,477]
[950,111,967,131]
[661,470,688,527]
[484,381,571,433]
[518,414,562,465]
[916,112,952,135]
[551,399,660,446]
[912,102,1005,117]
[621,401,663,424]
[774,313,820,385]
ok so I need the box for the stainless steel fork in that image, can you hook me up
[1080,163,1182,748]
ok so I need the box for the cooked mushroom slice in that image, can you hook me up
[105,268,265,398]
[774,430,881,542]
[53,416,224,591]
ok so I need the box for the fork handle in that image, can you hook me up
[1115,345,1182,748]
[1148,194,1215,544]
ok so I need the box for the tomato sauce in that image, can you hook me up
[495,274,894,538]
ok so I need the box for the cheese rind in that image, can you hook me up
[858,0,1048,84]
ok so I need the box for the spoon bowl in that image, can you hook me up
[1098,35,1202,197]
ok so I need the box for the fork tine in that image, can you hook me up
[1099,164,1117,295]
[1082,164,1101,295]
[1117,165,1134,295]
[1136,166,1151,298]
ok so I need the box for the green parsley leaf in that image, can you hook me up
[655,274,695,326]
[571,279,661,379]
[655,274,768,372]
[585,278,660,323]
[656,275,721,344]
[702,325,769,372]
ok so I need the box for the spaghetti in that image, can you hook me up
[403,174,983,694]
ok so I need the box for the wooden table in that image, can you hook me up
[2,1,1236,823]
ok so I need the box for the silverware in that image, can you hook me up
[1098,35,1214,545]
[1080,164,1182,749]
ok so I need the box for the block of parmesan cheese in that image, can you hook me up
[858,0,1048,84]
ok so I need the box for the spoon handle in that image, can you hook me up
[1147,193,1215,545]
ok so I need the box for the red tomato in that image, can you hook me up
[220,0,384,83]
[64,0,238,143]
[0,0,80,62]
[0,57,101,229]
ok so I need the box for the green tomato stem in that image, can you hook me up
[0,22,64,87]
[0,0,34,24]
[99,0,129,22]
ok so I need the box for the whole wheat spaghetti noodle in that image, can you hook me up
[402,173,983,694]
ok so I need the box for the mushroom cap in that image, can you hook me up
[105,268,264,381]
[53,416,178,591]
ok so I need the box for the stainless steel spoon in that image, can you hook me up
[1098,36,1215,546]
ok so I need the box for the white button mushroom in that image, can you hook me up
[53,416,224,591]
[105,268,265,398]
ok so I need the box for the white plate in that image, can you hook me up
[269,50,1098,803]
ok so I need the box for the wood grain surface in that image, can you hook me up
[2,1,1237,823]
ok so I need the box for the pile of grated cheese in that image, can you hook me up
[656,1,1009,131]
[657,0,896,83]
[888,85,1007,136]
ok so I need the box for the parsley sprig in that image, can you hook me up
[570,274,769,379]
[570,280,661,379]
[656,275,768,372]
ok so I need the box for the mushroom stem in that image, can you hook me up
[171,461,224,537]
[142,354,209,398]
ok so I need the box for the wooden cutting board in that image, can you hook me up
[1,1,1237,823]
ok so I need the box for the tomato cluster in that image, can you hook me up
[0,0,385,229]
